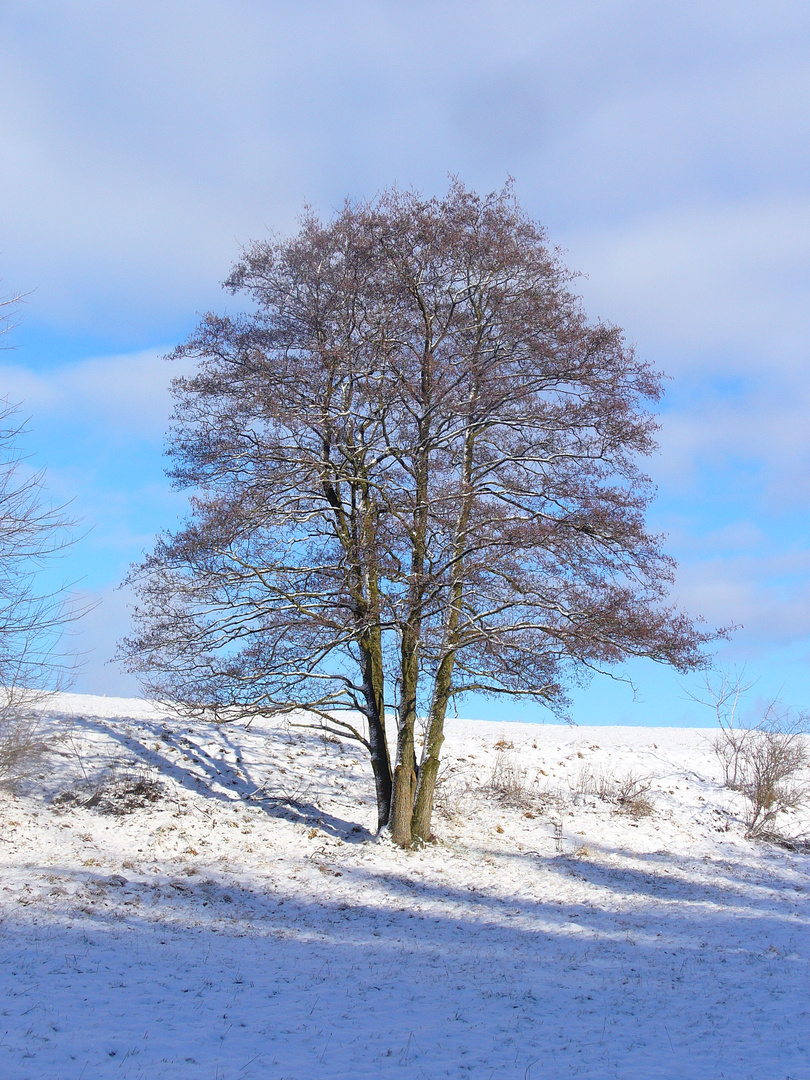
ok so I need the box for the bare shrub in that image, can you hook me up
[0,394,86,788]
[574,766,653,817]
[0,704,50,787]
[696,667,757,789]
[54,758,163,815]
[695,667,810,838]
[431,761,471,821]
[713,728,753,791]
[571,765,595,799]
[251,773,313,809]
[612,772,654,817]
[89,761,163,815]
[738,724,808,838]
[486,753,534,809]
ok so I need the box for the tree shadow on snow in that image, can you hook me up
[51,711,375,843]
[6,846,808,968]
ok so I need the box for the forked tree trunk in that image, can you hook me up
[411,650,455,840]
[358,610,393,831]
[389,727,417,842]
[388,615,419,841]
[411,384,477,842]
[366,711,393,831]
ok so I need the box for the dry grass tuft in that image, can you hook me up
[573,766,654,818]
[485,754,534,809]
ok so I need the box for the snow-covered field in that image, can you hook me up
[1,693,808,1079]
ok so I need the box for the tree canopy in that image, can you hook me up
[122,181,715,845]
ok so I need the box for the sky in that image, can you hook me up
[1,0,809,726]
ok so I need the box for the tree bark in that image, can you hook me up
[367,713,393,830]
[410,655,452,841]
[389,755,417,844]
[389,323,434,845]
[411,388,478,840]
[359,635,392,829]
[411,613,460,840]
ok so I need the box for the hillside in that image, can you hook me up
[0,694,808,1079]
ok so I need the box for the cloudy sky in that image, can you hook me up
[2,1,809,725]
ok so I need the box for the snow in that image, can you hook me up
[0,693,808,1079]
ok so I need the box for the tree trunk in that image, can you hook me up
[389,756,417,844]
[359,612,392,830]
[411,386,477,841]
[411,650,454,840]
[367,711,393,830]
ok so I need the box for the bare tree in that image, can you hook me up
[698,666,808,837]
[121,182,716,845]
[692,665,756,788]
[0,295,81,782]
[740,713,808,838]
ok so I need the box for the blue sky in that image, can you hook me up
[2,1,809,725]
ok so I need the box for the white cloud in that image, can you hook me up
[1,0,809,697]
[0,348,184,440]
[651,369,810,512]
[2,2,809,337]
[564,195,810,376]
[68,583,142,698]
[675,552,810,646]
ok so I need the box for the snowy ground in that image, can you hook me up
[0,693,808,1080]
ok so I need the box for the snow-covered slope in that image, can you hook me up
[0,694,807,1079]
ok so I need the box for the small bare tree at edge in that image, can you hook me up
[697,667,809,839]
[0,292,83,784]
